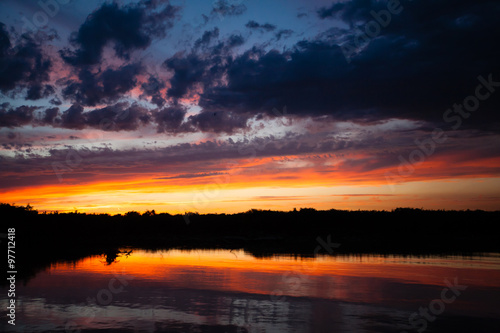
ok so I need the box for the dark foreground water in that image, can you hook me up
[1,250,500,332]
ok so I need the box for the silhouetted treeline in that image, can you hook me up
[1,203,499,285]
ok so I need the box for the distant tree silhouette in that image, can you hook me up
[142,210,156,216]
[125,211,141,218]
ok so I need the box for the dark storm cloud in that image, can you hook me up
[193,0,500,131]
[85,102,151,131]
[62,63,143,106]
[162,31,250,107]
[185,110,249,134]
[0,24,53,100]
[0,102,152,131]
[26,84,54,101]
[54,1,179,108]
[0,104,58,128]
[153,104,187,133]
[60,103,85,130]
[227,34,245,48]
[163,53,208,99]
[2,0,499,136]
[60,1,179,66]
[141,75,166,107]
[56,102,151,131]
[198,41,351,114]
[0,104,38,127]
[0,101,187,134]
[245,20,277,32]
[42,107,59,125]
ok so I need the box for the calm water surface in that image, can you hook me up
[1,250,500,332]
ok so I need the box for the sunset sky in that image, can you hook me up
[1,0,499,214]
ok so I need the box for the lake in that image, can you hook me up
[1,249,500,332]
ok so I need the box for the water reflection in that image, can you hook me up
[1,250,500,332]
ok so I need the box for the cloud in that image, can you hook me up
[60,1,179,66]
[163,53,208,99]
[49,98,62,106]
[9,102,151,131]
[227,34,245,48]
[62,63,144,106]
[42,107,59,125]
[245,20,277,32]
[0,24,53,100]
[140,75,166,107]
[84,102,151,131]
[155,172,228,180]
[26,84,55,101]
[275,29,294,41]
[160,32,244,104]
[185,110,249,134]
[194,27,220,48]
[211,0,247,18]
[0,104,38,127]
[153,104,187,133]
[317,0,374,24]
[0,23,10,57]
[198,43,349,117]
[60,103,85,129]
[193,0,500,131]
[2,130,499,190]
[2,0,499,136]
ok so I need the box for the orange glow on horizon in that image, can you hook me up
[1,152,500,214]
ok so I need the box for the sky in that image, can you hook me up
[0,0,499,214]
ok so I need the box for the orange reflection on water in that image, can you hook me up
[44,250,500,304]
